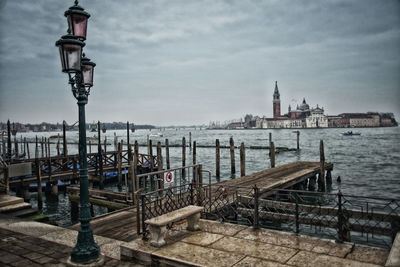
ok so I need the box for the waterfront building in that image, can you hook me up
[306,105,328,128]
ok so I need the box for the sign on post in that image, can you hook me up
[164,171,174,187]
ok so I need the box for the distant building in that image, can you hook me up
[273,81,281,118]
[306,105,328,128]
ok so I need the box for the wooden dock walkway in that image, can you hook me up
[71,161,333,242]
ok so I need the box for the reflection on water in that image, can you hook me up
[15,127,400,226]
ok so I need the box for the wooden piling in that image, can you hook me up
[240,142,245,177]
[229,137,235,177]
[193,141,196,178]
[23,137,26,156]
[97,121,104,190]
[326,169,332,185]
[165,139,170,170]
[14,136,18,158]
[118,142,122,190]
[269,132,272,147]
[35,158,43,209]
[157,142,163,191]
[182,137,186,179]
[7,120,11,161]
[41,137,44,158]
[133,141,139,194]
[26,138,30,159]
[270,141,275,168]
[308,175,316,191]
[104,136,107,153]
[189,132,192,148]
[47,138,50,158]
[63,120,67,156]
[297,131,300,150]
[319,140,326,191]
[216,139,220,179]
[56,134,60,156]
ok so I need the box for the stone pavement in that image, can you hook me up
[0,214,141,266]
[121,219,390,266]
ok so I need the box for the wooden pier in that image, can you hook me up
[69,161,333,242]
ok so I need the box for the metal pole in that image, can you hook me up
[70,91,100,263]
[253,185,259,229]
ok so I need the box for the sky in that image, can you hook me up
[0,0,399,126]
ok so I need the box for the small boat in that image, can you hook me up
[342,131,361,136]
[102,126,107,133]
[149,133,163,138]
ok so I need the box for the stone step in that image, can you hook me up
[0,202,32,213]
[0,195,24,207]
[8,208,38,218]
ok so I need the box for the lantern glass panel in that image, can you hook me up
[82,64,94,86]
[58,47,66,71]
[68,14,88,40]
[62,44,82,72]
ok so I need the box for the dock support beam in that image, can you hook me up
[216,139,220,179]
[230,137,235,177]
[319,140,326,192]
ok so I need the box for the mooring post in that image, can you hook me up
[182,137,186,180]
[319,140,326,191]
[97,121,104,190]
[229,137,235,177]
[297,131,300,150]
[41,137,44,158]
[117,142,122,190]
[326,169,332,185]
[157,141,163,192]
[270,141,275,168]
[149,139,154,190]
[47,138,51,158]
[88,140,91,154]
[165,138,170,170]
[7,120,11,162]
[134,141,139,192]
[192,141,197,179]
[14,136,18,159]
[56,134,60,156]
[269,132,272,147]
[26,138,30,159]
[216,139,220,179]
[240,142,245,177]
[62,120,67,156]
[308,175,316,191]
[104,136,107,153]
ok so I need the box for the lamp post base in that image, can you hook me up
[67,254,105,267]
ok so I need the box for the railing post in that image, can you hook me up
[141,193,146,238]
[337,191,350,242]
[136,192,140,235]
[253,185,259,229]
[295,193,299,234]
[190,182,194,205]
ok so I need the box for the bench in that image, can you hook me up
[144,205,204,247]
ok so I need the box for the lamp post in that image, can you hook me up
[55,1,101,264]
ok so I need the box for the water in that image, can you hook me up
[8,127,400,226]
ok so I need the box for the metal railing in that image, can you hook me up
[137,179,400,248]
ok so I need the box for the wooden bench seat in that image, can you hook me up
[145,205,203,247]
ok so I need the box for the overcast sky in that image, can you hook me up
[0,0,399,126]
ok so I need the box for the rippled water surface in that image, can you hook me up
[15,127,400,226]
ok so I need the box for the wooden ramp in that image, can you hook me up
[218,161,332,196]
[71,161,332,241]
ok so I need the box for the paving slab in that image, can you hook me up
[154,241,244,267]
[199,219,247,236]
[0,195,23,207]
[210,236,298,264]
[2,221,62,237]
[181,232,225,247]
[233,256,291,267]
[346,245,389,266]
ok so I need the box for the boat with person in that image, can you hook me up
[342,131,361,136]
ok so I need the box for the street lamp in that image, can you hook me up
[56,0,101,264]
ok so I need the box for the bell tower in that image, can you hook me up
[273,81,281,118]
